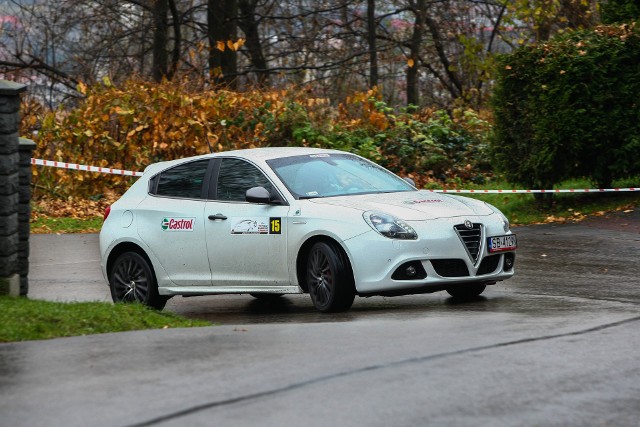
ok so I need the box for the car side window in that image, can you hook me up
[153,160,210,199]
[216,158,274,201]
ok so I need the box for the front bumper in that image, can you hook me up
[344,216,516,295]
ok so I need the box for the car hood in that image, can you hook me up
[307,191,494,220]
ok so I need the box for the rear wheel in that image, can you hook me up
[306,242,355,312]
[109,251,168,310]
[446,283,486,299]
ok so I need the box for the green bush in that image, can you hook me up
[491,22,640,189]
[602,0,640,24]
[288,99,492,185]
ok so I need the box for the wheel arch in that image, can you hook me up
[106,241,156,281]
[296,235,354,293]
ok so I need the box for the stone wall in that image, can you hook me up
[19,137,35,295]
[0,80,28,296]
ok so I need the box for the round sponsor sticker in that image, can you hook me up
[162,218,169,230]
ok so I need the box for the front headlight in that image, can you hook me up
[500,214,510,233]
[484,202,510,232]
[363,211,417,240]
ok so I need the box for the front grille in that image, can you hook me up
[454,223,482,264]
[477,255,500,275]
[431,259,469,277]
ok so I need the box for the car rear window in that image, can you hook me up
[152,160,210,199]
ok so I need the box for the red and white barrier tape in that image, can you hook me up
[31,158,143,177]
[31,158,639,193]
[426,188,638,194]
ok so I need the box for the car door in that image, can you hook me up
[205,157,291,287]
[136,159,213,286]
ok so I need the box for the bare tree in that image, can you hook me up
[0,0,602,108]
[152,0,169,81]
[238,0,269,86]
[208,0,238,87]
[367,0,378,88]
[406,0,425,105]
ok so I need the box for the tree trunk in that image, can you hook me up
[208,0,238,88]
[168,0,181,80]
[424,13,462,99]
[238,0,269,86]
[152,0,169,82]
[367,0,378,89]
[407,0,425,106]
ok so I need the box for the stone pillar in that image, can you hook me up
[19,137,35,295]
[0,80,27,296]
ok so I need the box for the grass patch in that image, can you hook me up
[30,196,116,234]
[31,216,103,234]
[465,191,638,225]
[0,297,211,342]
[437,178,639,225]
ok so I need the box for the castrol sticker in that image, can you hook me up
[161,217,195,232]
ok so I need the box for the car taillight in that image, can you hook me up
[103,206,111,221]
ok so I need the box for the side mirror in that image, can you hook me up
[403,177,416,187]
[246,186,273,204]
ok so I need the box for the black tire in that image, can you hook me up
[109,251,168,310]
[446,283,486,299]
[306,241,355,312]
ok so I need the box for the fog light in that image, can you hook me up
[392,261,427,280]
[504,253,515,271]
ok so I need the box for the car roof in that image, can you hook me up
[213,146,344,161]
[143,147,348,174]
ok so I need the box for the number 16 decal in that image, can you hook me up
[269,217,282,234]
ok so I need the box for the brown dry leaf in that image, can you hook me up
[33,194,120,220]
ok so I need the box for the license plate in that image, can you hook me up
[488,235,517,253]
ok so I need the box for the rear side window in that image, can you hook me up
[152,160,210,199]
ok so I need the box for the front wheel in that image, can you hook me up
[446,283,486,299]
[109,251,168,310]
[306,242,355,313]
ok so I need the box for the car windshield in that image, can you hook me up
[266,153,416,199]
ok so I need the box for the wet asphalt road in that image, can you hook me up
[1,208,639,426]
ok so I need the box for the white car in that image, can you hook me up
[100,147,516,312]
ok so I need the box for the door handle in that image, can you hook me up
[208,214,227,220]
